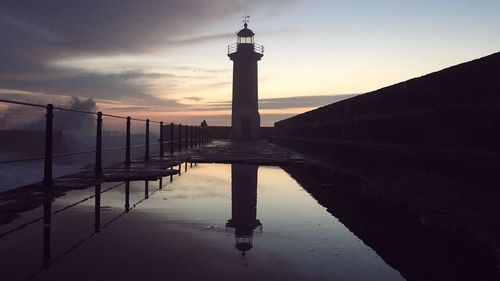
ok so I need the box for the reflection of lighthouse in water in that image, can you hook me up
[226,164,262,259]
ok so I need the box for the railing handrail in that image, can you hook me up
[0,98,48,108]
[0,136,198,165]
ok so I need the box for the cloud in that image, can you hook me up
[183,96,203,102]
[166,33,235,46]
[200,94,357,111]
[172,66,231,74]
[0,96,96,130]
[0,0,295,112]
[1,70,182,106]
[1,1,244,55]
[0,0,295,73]
[259,94,358,109]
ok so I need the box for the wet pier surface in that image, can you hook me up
[1,164,405,281]
[0,140,308,225]
[1,140,499,280]
[175,140,309,165]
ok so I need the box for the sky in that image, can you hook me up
[1,0,499,127]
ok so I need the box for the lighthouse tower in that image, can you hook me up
[228,22,264,140]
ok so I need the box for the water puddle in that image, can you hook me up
[0,163,441,280]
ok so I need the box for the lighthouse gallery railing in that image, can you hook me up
[227,43,264,55]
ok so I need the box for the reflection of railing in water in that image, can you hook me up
[21,161,197,280]
[0,182,125,239]
[0,98,213,189]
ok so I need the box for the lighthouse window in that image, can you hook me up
[238,36,254,44]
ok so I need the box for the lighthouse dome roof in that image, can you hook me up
[237,23,255,37]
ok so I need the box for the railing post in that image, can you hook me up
[193,126,196,147]
[43,104,53,188]
[197,127,200,146]
[125,116,131,166]
[94,184,101,233]
[185,124,188,150]
[160,121,164,158]
[145,119,150,160]
[42,190,51,268]
[94,112,103,175]
[170,165,173,182]
[190,126,194,148]
[125,181,130,212]
[178,123,182,152]
[170,122,174,155]
[194,126,197,147]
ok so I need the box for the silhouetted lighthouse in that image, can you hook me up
[228,22,264,140]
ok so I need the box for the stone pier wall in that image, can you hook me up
[272,52,500,190]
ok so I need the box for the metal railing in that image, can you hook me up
[228,44,237,54]
[0,98,213,188]
[254,43,264,54]
[227,43,264,55]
